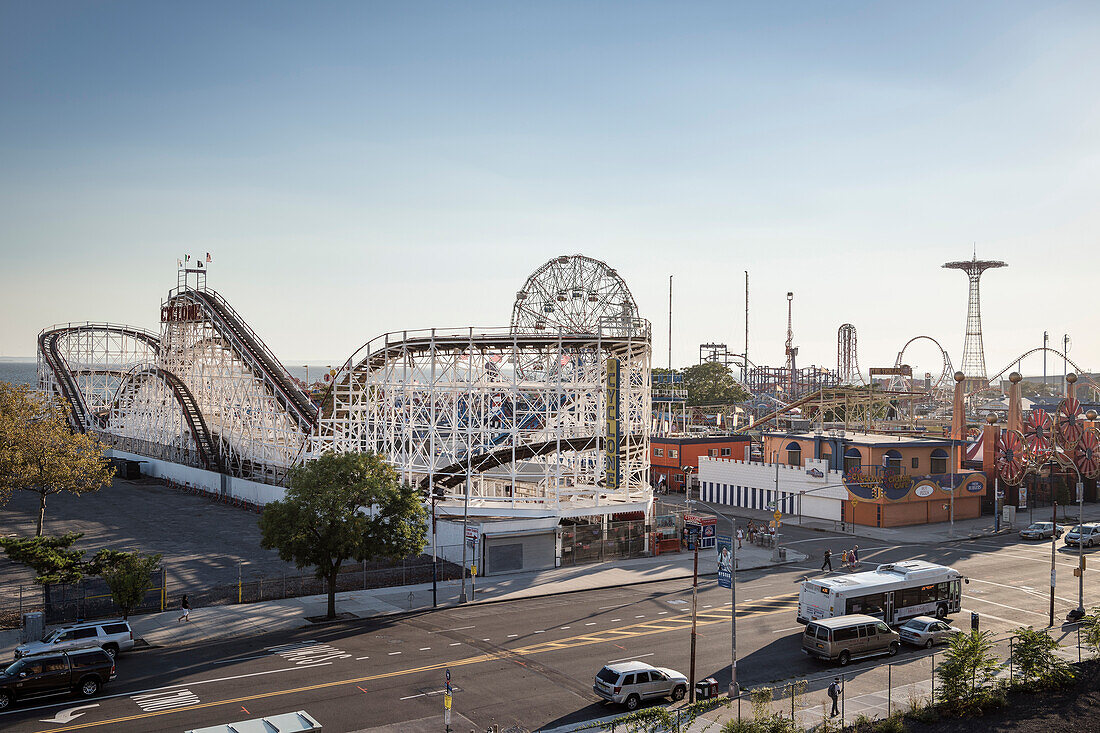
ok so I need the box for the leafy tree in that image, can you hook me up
[935,630,1000,709]
[94,550,163,619]
[1081,607,1100,655]
[0,532,90,585]
[260,451,428,620]
[0,382,115,535]
[680,362,751,406]
[1011,626,1073,688]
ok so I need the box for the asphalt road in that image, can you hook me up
[1,531,1096,733]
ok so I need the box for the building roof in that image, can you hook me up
[764,431,953,447]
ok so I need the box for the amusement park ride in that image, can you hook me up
[37,255,653,519]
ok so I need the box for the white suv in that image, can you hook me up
[593,661,688,710]
[15,620,134,660]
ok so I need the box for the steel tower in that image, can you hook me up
[943,252,1006,391]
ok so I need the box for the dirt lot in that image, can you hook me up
[905,658,1100,733]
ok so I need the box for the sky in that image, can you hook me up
[2,1,1099,382]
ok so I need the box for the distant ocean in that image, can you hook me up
[0,359,38,386]
[0,359,329,388]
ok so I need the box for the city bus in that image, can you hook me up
[797,561,965,626]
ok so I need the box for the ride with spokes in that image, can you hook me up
[798,560,966,625]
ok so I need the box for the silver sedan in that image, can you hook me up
[898,616,962,648]
[1020,522,1062,540]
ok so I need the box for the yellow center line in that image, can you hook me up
[35,594,800,732]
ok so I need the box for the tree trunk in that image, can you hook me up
[326,566,339,620]
[36,492,47,537]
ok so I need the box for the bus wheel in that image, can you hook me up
[935,605,948,620]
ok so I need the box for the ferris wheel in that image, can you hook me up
[511,254,638,334]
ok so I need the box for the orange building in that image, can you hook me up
[650,435,752,492]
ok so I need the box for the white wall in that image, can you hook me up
[109,449,286,505]
[697,456,847,522]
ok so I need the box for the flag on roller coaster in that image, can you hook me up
[177,259,182,267]
[206,252,212,263]
[185,254,190,262]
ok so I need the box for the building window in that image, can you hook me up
[709,449,718,457]
[721,448,731,457]
[655,448,663,457]
[675,473,684,483]
[669,450,679,459]
[930,449,948,474]
[883,450,902,476]
[911,457,919,470]
[844,448,862,474]
[786,442,801,467]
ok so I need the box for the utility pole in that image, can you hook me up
[1043,331,1049,391]
[1049,462,1057,628]
[744,271,749,385]
[668,275,673,372]
[431,490,438,608]
[1063,335,1069,392]
[688,529,699,702]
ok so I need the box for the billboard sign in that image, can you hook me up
[605,357,621,491]
[717,534,732,589]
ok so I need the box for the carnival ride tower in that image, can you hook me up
[943,253,1006,392]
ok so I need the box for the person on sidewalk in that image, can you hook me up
[177,594,191,623]
[821,548,832,572]
[828,677,841,717]
[736,527,743,549]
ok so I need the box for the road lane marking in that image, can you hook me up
[657,611,668,615]
[772,626,804,634]
[968,576,1078,605]
[610,618,621,622]
[507,634,518,638]
[132,689,200,712]
[964,596,1048,617]
[0,663,334,719]
[431,625,476,632]
[356,656,370,660]
[449,643,461,647]
[534,630,545,634]
[599,604,630,610]
[961,608,1019,626]
[419,647,431,651]
[585,622,597,626]
[560,626,570,629]
[29,592,803,732]
[608,652,655,663]
[388,652,402,656]
[635,615,646,618]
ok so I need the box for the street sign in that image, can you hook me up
[471,565,477,576]
[444,692,452,710]
[445,669,450,683]
[773,510,782,522]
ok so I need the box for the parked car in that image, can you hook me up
[898,616,962,648]
[593,660,688,710]
[0,648,115,710]
[1065,524,1100,548]
[15,619,134,660]
[1020,522,1063,540]
[802,614,901,666]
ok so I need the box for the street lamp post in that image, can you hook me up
[687,496,738,696]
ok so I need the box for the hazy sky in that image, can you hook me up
[2,2,1098,381]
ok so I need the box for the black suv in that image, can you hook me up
[0,648,115,710]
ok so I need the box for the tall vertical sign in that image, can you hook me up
[605,357,621,491]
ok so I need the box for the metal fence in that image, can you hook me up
[0,551,468,630]
[561,520,650,565]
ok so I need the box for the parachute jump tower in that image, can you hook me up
[943,252,1006,393]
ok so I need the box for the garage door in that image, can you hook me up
[483,532,556,575]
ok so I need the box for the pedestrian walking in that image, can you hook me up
[736,527,744,549]
[841,549,850,568]
[177,594,191,623]
[828,677,841,718]
[821,548,832,572]
[851,545,860,567]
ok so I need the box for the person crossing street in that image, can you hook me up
[821,548,832,572]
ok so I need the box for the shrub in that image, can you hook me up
[749,686,774,720]
[875,713,906,733]
[1012,626,1074,688]
[935,630,1000,711]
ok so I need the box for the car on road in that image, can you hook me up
[1065,524,1100,548]
[593,660,688,710]
[15,619,134,660]
[898,616,962,648]
[0,648,115,710]
[1020,522,1063,540]
[802,614,901,666]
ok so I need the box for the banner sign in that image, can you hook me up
[605,357,621,491]
[685,514,717,549]
[717,534,732,589]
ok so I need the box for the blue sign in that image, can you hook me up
[717,534,732,589]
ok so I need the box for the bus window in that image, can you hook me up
[937,582,951,601]
[845,593,885,616]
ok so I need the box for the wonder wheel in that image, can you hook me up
[1074,429,1100,480]
[995,429,1027,486]
[1057,397,1084,449]
[1023,409,1054,460]
[511,255,638,334]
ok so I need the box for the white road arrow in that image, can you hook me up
[40,704,100,724]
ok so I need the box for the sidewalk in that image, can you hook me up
[0,543,806,657]
[691,496,1100,546]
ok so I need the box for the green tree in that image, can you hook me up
[680,362,751,406]
[1011,626,1073,688]
[1080,607,1100,655]
[260,451,428,620]
[94,550,163,619]
[0,532,91,585]
[935,630,1000,709]
[0,382,115,535]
